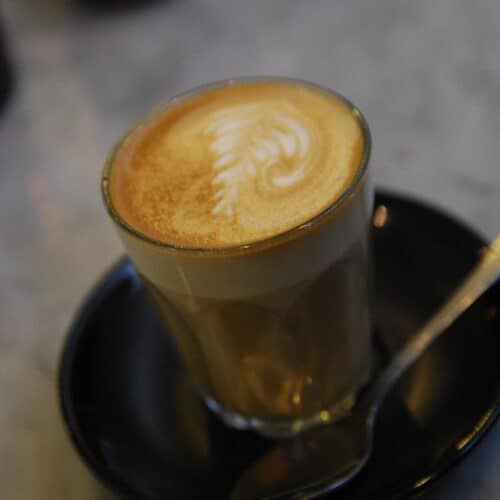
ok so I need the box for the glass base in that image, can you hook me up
[203,390,359,439]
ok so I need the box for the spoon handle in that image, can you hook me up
[368,235,500,418]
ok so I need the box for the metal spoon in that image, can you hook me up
[232,235,500,500]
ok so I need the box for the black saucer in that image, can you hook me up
[59,191,499,500]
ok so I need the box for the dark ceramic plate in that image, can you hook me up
[59,191,499,500]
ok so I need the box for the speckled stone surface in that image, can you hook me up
[0,1,498,499]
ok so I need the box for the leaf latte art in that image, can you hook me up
[205,102,323,218]
[110,81,365,247]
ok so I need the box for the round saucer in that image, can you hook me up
[59,191,499,500]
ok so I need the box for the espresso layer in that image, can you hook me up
[110,81,364,247]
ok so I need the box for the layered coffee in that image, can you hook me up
[104,79,373,435]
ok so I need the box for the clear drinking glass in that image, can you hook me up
[102,77,373,437]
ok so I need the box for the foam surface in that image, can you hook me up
[111,81,364,247]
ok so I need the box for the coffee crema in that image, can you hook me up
[110,81,364,247]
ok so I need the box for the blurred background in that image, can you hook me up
[0,0,499,499]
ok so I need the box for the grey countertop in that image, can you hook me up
[0,0,499,498]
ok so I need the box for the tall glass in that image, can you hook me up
[102,78,373,437]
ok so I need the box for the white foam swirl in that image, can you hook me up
[204,101,322,217]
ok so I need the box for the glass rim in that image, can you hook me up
[101,76,372,256]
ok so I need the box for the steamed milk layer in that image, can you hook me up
[107,80,372,425]
[111,81,363,248]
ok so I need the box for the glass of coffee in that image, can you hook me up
[102,77,373,437]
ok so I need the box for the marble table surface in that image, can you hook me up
[0,0,498,498]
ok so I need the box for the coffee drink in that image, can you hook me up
[110,81,363,247]
[103,79,373,436]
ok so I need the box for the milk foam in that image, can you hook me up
[116,176,372,299]
[110,81,365,248]
[205,101,320,217]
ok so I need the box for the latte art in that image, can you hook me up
[110,81,364,247]
[205,102,323,217]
